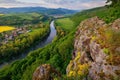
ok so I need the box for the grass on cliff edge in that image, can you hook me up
[71,6,120,26]
[0,26,15,33]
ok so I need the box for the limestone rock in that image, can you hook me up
[112,18,120,30]
[67,17,120,80]
[33,64,61,80]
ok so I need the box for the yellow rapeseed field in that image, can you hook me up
[0,26,15,33]
[0,14,4,16]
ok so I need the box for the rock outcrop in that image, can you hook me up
[112,18,120,30]
[33,64,61,80]
[67,17,120,80]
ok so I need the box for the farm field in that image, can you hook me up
[55,18,75,32]
[0,26,15,33]
[0,14,4,16]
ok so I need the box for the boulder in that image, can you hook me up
[33,64,61,80]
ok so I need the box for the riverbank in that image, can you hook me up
[0,21,56,68]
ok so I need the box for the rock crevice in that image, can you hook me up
[67,17,120,80]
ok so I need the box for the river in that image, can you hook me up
[0,21,56,68]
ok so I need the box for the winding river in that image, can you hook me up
[0,21,56,68]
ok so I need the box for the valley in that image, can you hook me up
[0,0,120,80]
[0,13,51,65]
[0,21,56,68]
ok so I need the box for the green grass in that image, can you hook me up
[0,27,75,80]
[0,14,76,80]
[55,18,75,32]
[1,5,120,80]
[71,6,120,26]
[28,28,42,35]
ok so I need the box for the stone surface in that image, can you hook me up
[112,18,120,30]
[67,17,120,80]
[33,64,61,80]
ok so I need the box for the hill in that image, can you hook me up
[0,13,49,26]
[71,6,120,26]
[0,7,77,15]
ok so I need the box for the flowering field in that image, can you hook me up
[0,14,4,16]
[0,26,15,33]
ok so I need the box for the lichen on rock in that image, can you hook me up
[67,17,120,80]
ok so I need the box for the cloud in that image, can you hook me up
[0,0,41,8]
[41,0,106,10]
[0,0,17,3]
[0,0,106,10]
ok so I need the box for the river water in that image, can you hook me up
[0,21,56,68]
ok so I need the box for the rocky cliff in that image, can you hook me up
[33,17,120,80]
[67,17,120,80]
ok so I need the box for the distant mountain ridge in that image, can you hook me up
[0,7,77,15]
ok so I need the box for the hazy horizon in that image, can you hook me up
[0,0,106,10]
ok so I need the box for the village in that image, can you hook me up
[0,22,45,46]
[0,26,32,45]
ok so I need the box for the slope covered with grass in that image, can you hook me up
[0,21,76,80]
[55,18,75,32]
[71,6,120,26]
[0,13,49,26]
[63,5,120,80]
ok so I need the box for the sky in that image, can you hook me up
[0,0,106,10]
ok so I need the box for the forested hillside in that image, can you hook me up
[0,17,75,80]
[0,1,120,80]
[0,7,77,15]
[0,13,49,25]
[71,6,120,26]
[0,13,51,65]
